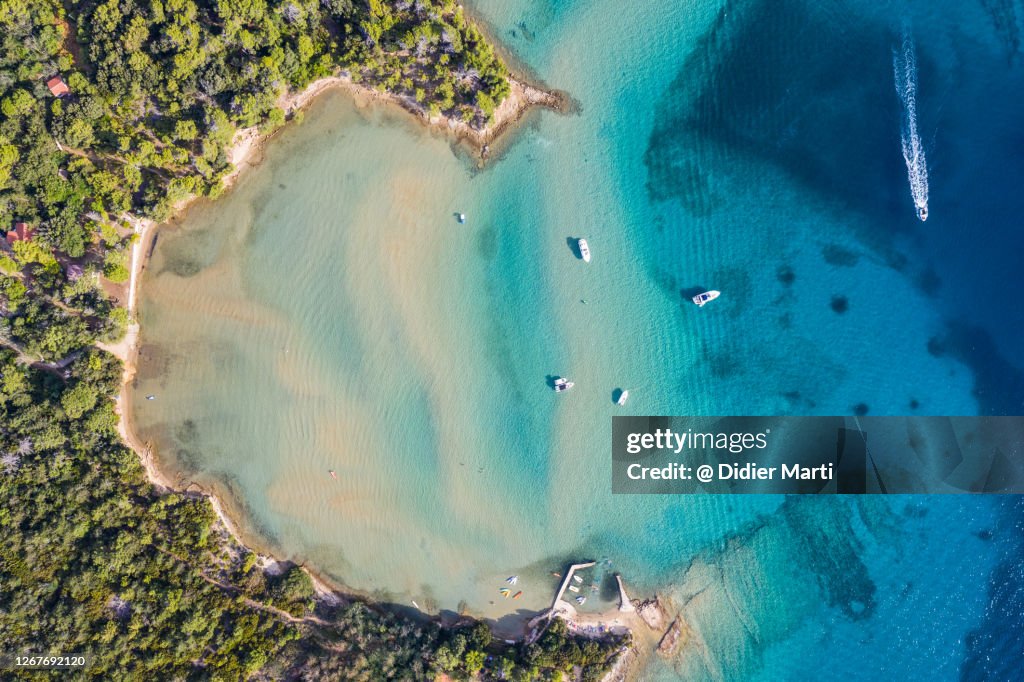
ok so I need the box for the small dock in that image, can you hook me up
[615,574,634,612]
[551,560,597,613]
[524,561,643,646]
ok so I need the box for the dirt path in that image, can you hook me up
[155,545,332,628]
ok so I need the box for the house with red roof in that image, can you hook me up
[46,75,70,97]
[5,222,35,247]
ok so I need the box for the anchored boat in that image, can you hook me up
[577,238,591,263]
[692,290,720,307]
[553,377,574,393]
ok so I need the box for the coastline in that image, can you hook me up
[99,67,574,634]
[93,64,660,677]
[275,72,568,162]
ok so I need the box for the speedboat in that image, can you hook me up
[616,389,629,406]
[457,213,466,223]
[692,290,720,307]
[573,575,583,584]
[578,238,591,263]
[917,205,928,221]
[553,377,574,393]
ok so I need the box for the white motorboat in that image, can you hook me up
[577,238,591,263]
[616,390,629,406]
[553,377,574,393]
[692,290,720,307]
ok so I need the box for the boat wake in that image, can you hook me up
[894,28,929,221]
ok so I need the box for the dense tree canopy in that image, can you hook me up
[1,0,510,259]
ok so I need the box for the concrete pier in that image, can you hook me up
[551,561,597,613]
[615,574,634,612]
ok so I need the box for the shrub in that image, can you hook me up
[103,250,130,283]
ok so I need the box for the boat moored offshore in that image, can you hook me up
[692,290,720,307]
[577,238,591,263]
[553,377,575,393]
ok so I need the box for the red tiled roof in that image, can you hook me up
[46,76,70,97]
[6,222,34,244]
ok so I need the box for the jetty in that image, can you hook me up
[551,561,596,614]
[615,574,635,612]
[525,560,598,641]
[522,559,652,662]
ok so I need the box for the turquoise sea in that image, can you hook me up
[131,0,1024,678]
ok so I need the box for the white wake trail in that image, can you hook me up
[894,28,929,221]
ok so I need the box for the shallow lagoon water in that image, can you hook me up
[133,0,1024,677]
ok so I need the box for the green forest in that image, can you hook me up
[0,0,623,679]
